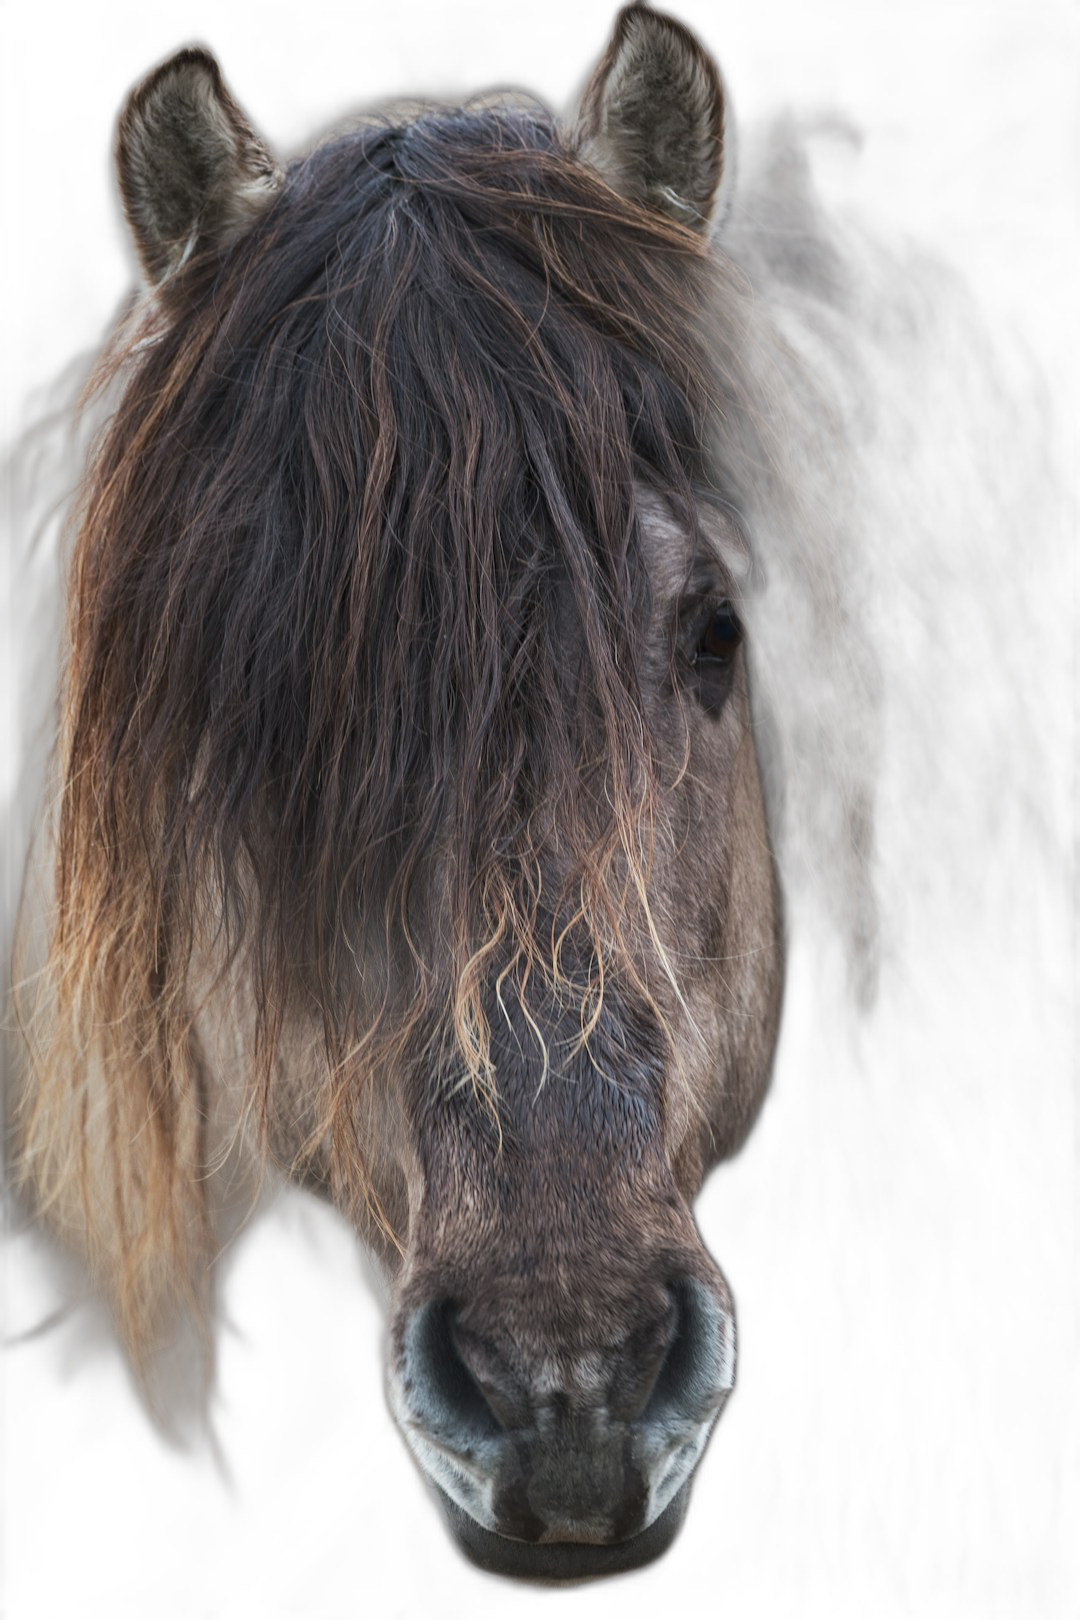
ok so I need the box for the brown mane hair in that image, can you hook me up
[18,104,727,1365]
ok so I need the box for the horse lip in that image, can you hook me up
[432,1479,692,1581]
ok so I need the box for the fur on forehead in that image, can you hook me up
[635,486,751,601]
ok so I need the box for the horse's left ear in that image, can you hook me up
[571,3,733,234]
[117,47,283,286]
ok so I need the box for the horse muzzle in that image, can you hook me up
[389,1274,734,1579]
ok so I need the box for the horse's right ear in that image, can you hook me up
[117,48,283,286]
[571,3,733,235]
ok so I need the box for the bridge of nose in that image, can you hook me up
[450,1286,678,1429]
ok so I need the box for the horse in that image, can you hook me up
[4,0,1072,1599]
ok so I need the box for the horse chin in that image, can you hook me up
[432,1479,692,1581]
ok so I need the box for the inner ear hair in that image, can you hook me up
[573,3,732,233]
[117,46,283,286]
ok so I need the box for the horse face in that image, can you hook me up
[382,496,783,1576]
[21,3,786,1594]
[232,483,782,1574]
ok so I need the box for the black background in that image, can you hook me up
[0,3,1075,1620]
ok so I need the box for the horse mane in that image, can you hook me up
[725,123,1075,997]
[10,105,895,1375]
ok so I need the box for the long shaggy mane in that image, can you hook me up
[13,103,891,1375]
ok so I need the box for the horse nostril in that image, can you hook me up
[403,1299,503,1443]
[642,1278,735,1429]
[396,1278,734,1553]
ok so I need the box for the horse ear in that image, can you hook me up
[117,47,283,286]
[572,3,733,234]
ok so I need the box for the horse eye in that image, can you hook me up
[696,603,742,664]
